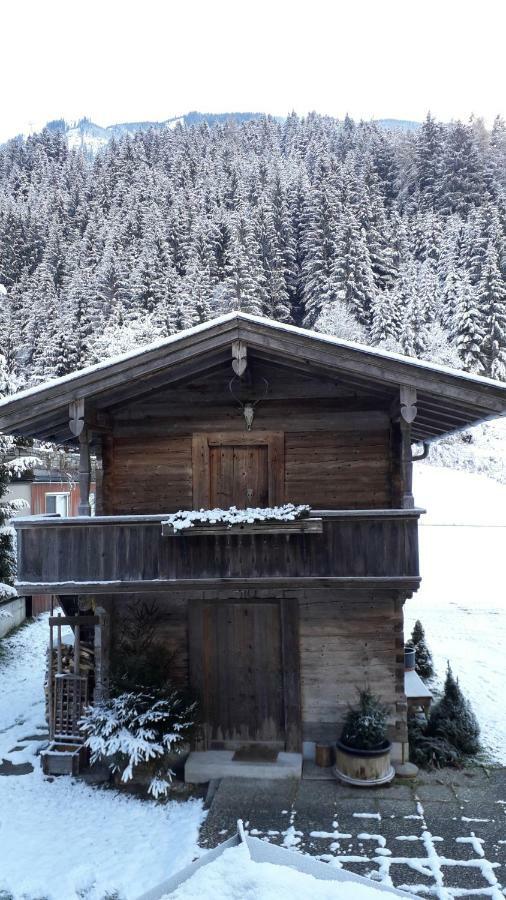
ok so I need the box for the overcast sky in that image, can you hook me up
[2,0,505,142]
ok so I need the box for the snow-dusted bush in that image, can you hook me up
[80,689,196,799]
[427,664,481,755]
[163,503,310,533]
[410,664,481,768]
[340,690,388,750]
[410,619,435,680]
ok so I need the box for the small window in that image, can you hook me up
[45,493,70,517]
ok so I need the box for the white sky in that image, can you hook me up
[2,0,505,142]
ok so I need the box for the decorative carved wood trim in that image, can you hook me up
[69,398,85,436]
[231,340,247,376]
[400,385,417,424]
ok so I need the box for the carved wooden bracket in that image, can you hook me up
[69,399,85,437]
[231,340,247,377]
[400,386,417,424]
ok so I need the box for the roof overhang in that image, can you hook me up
[0,313,504,444]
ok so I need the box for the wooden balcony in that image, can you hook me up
[13,509,422,594]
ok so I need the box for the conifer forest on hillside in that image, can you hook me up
[0,112,505,390]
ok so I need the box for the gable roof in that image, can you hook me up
[0,312,505,444]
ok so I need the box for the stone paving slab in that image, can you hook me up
[200,766,506,896]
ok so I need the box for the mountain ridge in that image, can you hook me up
[38,112,420,155]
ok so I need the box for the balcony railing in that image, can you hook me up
[13,509,422,594]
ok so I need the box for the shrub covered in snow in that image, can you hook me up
[80,688,196,798]
[163,503,311,533]
[340,690,389,750]
[410,619,435,680]
[427,664,481,755]
[409,664,481,768]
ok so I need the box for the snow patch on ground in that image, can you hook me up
[406,464,506,763]
[0,614,205,900]
[163,842,404,900]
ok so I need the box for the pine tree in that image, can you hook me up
[427,664,480,756]
[451,272,484,373]
[478,243,506,379]
[410,620,435,680]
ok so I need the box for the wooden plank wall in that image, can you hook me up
[298,588,406,744]
[285,431,391,509]
[103,435,193,514]
[102,428,393,514]
[107,586,406,748]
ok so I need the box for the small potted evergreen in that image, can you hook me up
[334,689,395,786]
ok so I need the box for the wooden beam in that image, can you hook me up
[17,576,422,594]
[78,428,92,516]
[399,387,416,509]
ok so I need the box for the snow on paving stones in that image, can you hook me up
[405,465,506,764]
[255,795,506,898]
[0,614,205,900]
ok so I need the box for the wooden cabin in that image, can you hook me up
[1,314,505,774]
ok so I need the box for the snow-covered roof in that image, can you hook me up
[0,313,504,444]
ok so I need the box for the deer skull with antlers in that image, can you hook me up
[228,376,269,430]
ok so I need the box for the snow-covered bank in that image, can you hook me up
[163,843,404,900]
[0,615,205,900]
[405,464,506,763]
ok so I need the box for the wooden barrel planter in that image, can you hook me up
[334,740,394,787]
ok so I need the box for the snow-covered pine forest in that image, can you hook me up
[0,112,505,390]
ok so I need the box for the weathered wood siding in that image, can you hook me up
[298,588,406,744]
[285,430,391,509]
[106,586,406,750]
[103,435,193,514]
[101,427,393,514]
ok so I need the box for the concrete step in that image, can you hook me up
[185,750,302,784]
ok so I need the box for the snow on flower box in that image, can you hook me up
[41,741,88,777]
[161,504,322,536]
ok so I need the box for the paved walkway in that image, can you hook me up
[200,765,506,897]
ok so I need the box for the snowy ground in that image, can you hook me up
[406,464,506,764]
[0,616,205,900]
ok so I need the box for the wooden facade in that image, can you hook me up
[3,314,505,763]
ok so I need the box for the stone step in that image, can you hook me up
[185,750,302,784]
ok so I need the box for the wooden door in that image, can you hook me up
[209,444,269,508]
[190,601,285,748]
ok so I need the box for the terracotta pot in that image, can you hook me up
[334,739,394,786]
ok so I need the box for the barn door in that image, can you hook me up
[209,444,269,508]
[189,599,301,751]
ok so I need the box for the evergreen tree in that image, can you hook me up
[410,620,435,680]
[478,243,506,379]
[427,664,481,756]
[0,113,503,386]
[451,272,484,373]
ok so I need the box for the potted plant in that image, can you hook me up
[334,689,394,786]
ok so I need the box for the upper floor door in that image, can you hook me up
[192,431,285,509]
[209,443,269,508]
